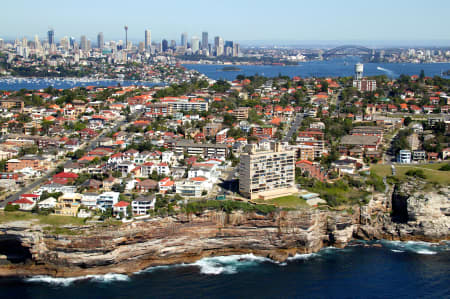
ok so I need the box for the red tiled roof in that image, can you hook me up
[114,201,130,207]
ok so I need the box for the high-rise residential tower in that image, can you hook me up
[239,143,296,200]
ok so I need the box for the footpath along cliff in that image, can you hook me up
[0,183,448,278]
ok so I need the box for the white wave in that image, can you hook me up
[287,253,317,261]
[415,250,437,255]
[25,273,130,286]
[376,66,396,77]
[391,249,405,253]
[380,240,445,255]
[192,254,272,275]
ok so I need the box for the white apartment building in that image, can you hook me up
[239,143,296,200]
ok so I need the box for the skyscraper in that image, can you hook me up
[97,32,104,49]
[80,35,88,51]
[69,37,76,48]
[60,36,70,51]
[48,29,55,45]
[214,36,224,56]
[202,32,208,50]
[181,32,188,48]
[191,36,200,53]
[162,39,169,52]
[34,35,41,50]
[145,29,151,51]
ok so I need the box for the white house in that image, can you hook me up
[132,196,155,215]
[37,197,57,209]
[176,177,212,198]
[11,198,36,211]
[97,192,120,210]
[157,163,171,176]
[188,163,219,182]
[161,151,175,164]
[81,193,99,209]
[398,150,412,164]
[113,201,130,218]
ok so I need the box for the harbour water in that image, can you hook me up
[0,241,448,298]
[184,59,450,81]
[0,78,160,91]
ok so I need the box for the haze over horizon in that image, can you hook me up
[1,0,450,47]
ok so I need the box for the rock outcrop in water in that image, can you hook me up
[0,182,448,277]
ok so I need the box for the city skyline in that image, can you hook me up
[1,0,450,46]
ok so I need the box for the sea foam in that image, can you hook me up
[25,273,130,286]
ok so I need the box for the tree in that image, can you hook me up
[403,116,412,127]
[419,69,425,81]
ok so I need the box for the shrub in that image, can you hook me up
[405,169,426,179]
[438,164,450,171]
[4,204,20,212]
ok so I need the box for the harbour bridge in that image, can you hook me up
[322,45,374,58]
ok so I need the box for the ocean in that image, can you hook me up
[0,241,448,299]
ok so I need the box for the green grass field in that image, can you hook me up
[371,162,450,185]
[0,211,85,226]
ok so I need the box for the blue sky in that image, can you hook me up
[1,0,449,45]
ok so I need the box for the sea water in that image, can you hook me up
[0,241,448,299]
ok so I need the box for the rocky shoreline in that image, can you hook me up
[0,183,448,278]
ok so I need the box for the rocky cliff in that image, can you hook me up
[0,182,448,278]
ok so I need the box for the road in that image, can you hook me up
[283,113,303,143]
[1,114,135,207]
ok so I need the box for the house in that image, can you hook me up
[113,201,130,218]
[81,193,99,209]
[332,159,359,175]
[54,193,83,216]
[157,162,170,176]
[81,179,103,190]
[188,163,219,182]
[132,195,155,215]
[176,177,212,197]
[397,150,411,164]
[97,192,120,210]
[117,161,135,177]
[158,177,175,194]
[53,172,79,183]
[37,197,57,209]
[295,160,327,182]
[442,148,450,160]
[136,179,158,193]
[37,183,77,194]
[103,176,120,191]
[10,198,36,211]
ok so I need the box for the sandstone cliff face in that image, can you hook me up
[0,182,448,277]
[357,183,450,242]
[0,209,356,277]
